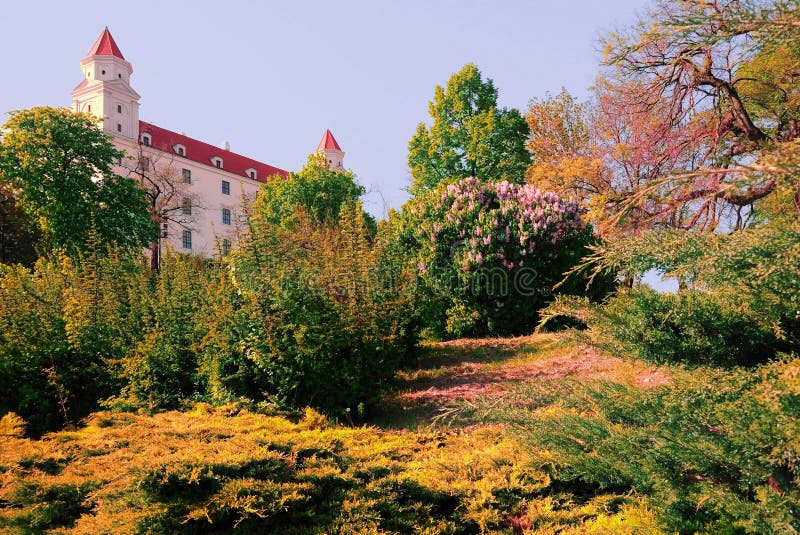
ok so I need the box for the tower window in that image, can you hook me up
[222,239,231,256]
[118,74,122,79]
[182,168,191,184]
[182,230,192,250]
[221,180,230,195]
[87,104,92,113]
[117,104,122,113]
[141,134,151,146]
[222,208,231,225]
[102,70,106,75]
[181,198,192,215]
[117,124,122,132]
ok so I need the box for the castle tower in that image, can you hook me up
[316,129,345,171]
[70,27,140,140]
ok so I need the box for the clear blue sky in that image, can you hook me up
[0,0,648,218]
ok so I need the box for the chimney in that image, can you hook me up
[223,141,230,151]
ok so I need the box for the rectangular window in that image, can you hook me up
[182,168,191,184]
[182,230,192,250]
[182,198,192,215]
[116,123,122,132]
[222,238,231,256]
[117,104,122,113]
[222,208,231,225]
[221,180,230,195]
[138,157,150,172]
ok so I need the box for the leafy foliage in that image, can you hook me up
[446,355,800,534]
[0,181,41,266]
[543,289,784,367]
[0,240,149,435]
[254,152,375,232]
[0,107,156,255]
[404,177,606,337]
[408,64,531,195]
[229,200,417,415]
[0,399,662,534]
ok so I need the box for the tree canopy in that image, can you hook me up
[408,64,531,195]
[525,0,800,235]
[0,107,156,255]
[252,152,374,232]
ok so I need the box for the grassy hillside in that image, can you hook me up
[1,334,796,533]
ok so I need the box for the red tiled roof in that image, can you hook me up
[317,129,342,151]
[88,27,125,59]
[139,121,288,182]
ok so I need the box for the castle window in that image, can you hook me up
[182,168,191,184]
[117,104,122,113]
[221,180,230,195]
[222,208,231,225]
[245,168,257,180]
[87,104,92,113]
[117,123,122,132]
[118,74,122,79]
[102,70,106,75]
[138,157,150,172]
[212,157,223,169]
[182,230,192,250]
[174,144,186,157]
[222,239,231,256]
[141,133,152,146]
[182,198,192,215]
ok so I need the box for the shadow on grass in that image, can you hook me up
[372,335,568,430]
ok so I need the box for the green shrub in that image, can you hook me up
[399,177,610,338]
[447,358,800,533]
[229,201,417,416]
[599,288,782,366]
[0,245,148,435]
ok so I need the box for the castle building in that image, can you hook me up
[70,28,344,257]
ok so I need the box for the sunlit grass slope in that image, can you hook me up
[4,333,794,533]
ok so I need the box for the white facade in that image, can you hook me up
[70,29,345,258]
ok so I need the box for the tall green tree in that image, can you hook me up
[408,64,531,195]
[0,107,156,255]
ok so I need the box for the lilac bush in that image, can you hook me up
[410,177,591,336]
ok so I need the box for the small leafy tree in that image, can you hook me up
[0,107,157,255]
[255,152,374,231]
[408,64,531,195]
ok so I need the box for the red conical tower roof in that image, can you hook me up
[87,27,125,59]
[317,129,342,151]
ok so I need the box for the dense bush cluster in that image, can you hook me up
[444,356,800,533]
[406,178,605,337]
[0,200,416,436]
[544,289,786,367]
